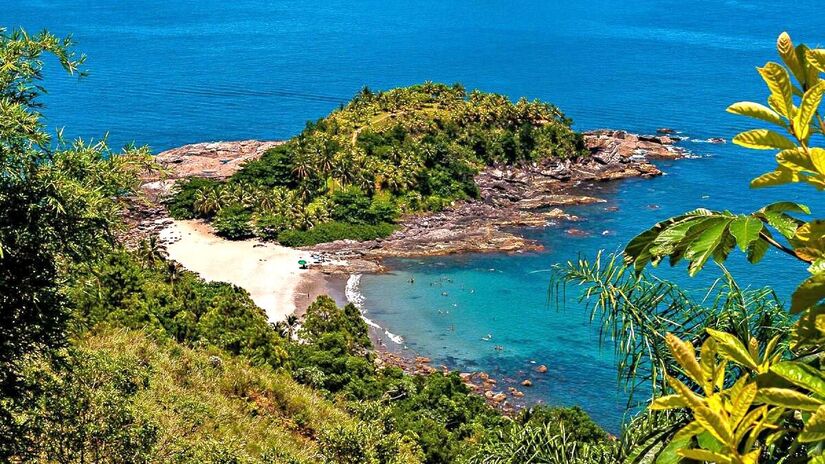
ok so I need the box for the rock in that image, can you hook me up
[657,128,676,134]
[708,137,726,144]
[537,365,548,373]
[484,390,494,399]
[566,228,588,237]
[415,356,431,364]
[492,393,507,402]
[479,372,490,381]
[521,379,533,387]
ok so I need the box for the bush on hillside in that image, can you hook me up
[277,221,395,247]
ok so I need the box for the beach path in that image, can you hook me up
[161,220,309,322]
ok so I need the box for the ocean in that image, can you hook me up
[6,0,822,430]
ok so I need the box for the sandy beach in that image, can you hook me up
[160,220,324,322]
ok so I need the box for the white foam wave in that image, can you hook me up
[345,274,404,345]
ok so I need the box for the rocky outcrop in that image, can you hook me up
[151,140,283,181]
[124,130,690,265]
[308,130,685,269]
[124,140,283,246]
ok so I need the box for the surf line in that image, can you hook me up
[345,274,404,345]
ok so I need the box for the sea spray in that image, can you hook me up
[345,274,404,345]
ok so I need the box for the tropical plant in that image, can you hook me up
[0,28,153,457]
[616,32,825,462]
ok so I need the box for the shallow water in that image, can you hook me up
[7,0,822,430]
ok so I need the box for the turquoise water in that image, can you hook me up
[6,1,822,429]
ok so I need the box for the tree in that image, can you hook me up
[0,28,152,455]
[617,32,825,462]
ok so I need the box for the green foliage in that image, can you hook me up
[170,82,586,244]
[0,28,154,457]
[17,346,158,463]
[67,249,288,369]
[614,32,825,462]
[213,204,254,239]
[167,177,222,219]
[517,405,608,444]
[277,221,396,247]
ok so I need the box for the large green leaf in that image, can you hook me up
[799,405,825,443]
[684,218,733,276]
[732,129,796,150]
[728,217,763,252]
[792,274,825,313]
[761,201,811,215]
[771,361,825,396]
[795,81,825,140]
[807,49,825,73]
[726,101,785,127]
[755,387,823,411]
[758,62,795,118]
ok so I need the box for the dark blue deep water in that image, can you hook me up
[6,1,822,430]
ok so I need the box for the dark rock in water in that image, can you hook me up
[566,228,588,237]
[657,127,676,134]
[707,137,726,144]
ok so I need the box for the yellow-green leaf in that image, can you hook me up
[795,81,825,140]
[812,148,825,176]
[733,129,796,150]
[726,101,785,127]
[776,147,817,172]
[807,49,825,73]
[706,328,759,371]
[750,167,798,188]
[792,274,825,313]
[771,361,825,396]
[777,32,806,85]
[755,387,823,411]
[799,405,825,443]
[650,394,688,410]
[666,333,705,385]
[758,62,795,118]
[667,375,733,445]
[731,382,757,426]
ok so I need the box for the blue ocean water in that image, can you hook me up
[6,1,822,430]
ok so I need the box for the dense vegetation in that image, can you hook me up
[5,24,823,464]
[167,82,587,244]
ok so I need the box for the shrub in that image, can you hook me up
[277,221,396,247]
[167,177,221,219]
[213,205,253,239]
[253,212,290,240]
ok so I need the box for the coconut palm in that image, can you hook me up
[193,187,221,216]
[137,236,167,267]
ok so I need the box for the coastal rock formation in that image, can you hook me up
[307,130,684,267]
[125,130,689,267]
[151,140,283,181]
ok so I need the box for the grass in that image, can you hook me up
[79,328,358,462]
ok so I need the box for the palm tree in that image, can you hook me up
[193,187,220,216]
[137,236,167,267]
[291,150,313,181]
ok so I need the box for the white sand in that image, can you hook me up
[160,220,311,322]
